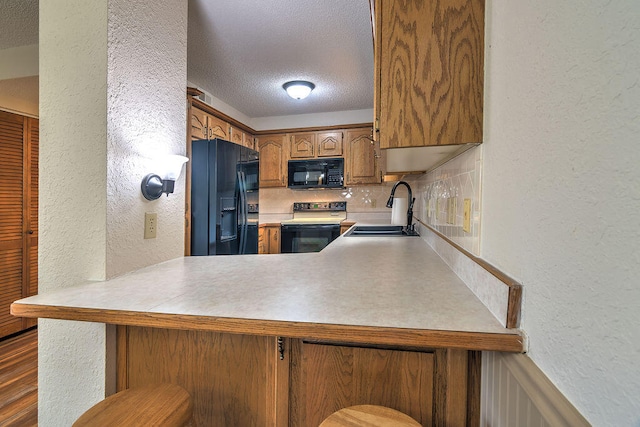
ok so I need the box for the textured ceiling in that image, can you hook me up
[187,0,374,119]
[2,0,374,119]
[0,0,38,50]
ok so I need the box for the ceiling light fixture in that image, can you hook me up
[283,80,315,100]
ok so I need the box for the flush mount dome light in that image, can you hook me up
[283,80,315,100]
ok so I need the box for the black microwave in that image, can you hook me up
[287,158,344,189]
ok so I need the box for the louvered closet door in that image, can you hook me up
[25,118,38,328]
[0,111,38,337]
[0,111,26,337]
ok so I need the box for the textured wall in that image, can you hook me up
[106,0,187,277]
[0,76,39,116]
[38,0,187,425]
[482,0,640,425]
[39,1,109,424]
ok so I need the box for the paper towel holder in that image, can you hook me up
[386,181,418,235]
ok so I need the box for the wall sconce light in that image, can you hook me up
[283,80,315,99]
[141,155,189,200]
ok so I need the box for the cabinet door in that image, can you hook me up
[229,126,244,146]
[244,133,255,150]
[119,327,279,427]
[190,107,209,140]
[317,131,343,157]
[290,133,315,159]
[376,0,484,148]
[289,341,434,426]
[208,115,230,140]
[345,128,381,185]
[267,226,280,254]
[258,135,287,188]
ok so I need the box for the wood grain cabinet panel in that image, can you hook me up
[290,133,316,159]
[257,134,288,188]
[374,0,484,148]
[258,224,281,254]
[291,131,343,159]
[289,341,434,426]
[317,131,343,157]
[190,106,231,141]
[207,115,230,140]
[345,128,381,185]
[120,327,278,427]
[117,329,480,427]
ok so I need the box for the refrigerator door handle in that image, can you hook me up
[237,170,247,254]
[240,171,249,254]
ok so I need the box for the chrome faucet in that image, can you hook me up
[386,181,417,234]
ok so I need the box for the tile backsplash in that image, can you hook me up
[260,184,394,216]
[407,145,483,255]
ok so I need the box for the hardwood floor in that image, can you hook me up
[0,327,37,427]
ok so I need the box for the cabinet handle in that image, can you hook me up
[277,337,285,360]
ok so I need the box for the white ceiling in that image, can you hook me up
[188,0,374,119]
[2,0,374,120]
[0,0,38,50]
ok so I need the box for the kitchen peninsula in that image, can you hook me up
[12,233,523,426]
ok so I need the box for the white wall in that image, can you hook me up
[38,0,187,425]
[482,0,640,425]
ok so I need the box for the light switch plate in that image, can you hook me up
[463,199,471,233]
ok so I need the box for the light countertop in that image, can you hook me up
[11,232,523,352]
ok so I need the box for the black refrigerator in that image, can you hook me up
[191,139,259,255]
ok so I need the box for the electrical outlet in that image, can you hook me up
[371,199,377,208]
[144,212,157,239]
[463,199,471,233]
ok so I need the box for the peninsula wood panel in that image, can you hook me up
[119,326,277,427]
[289,341,435,426]
[376,0,484,148]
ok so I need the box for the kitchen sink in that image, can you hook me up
[343,225,419,237]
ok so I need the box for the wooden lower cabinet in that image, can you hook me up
[117,327,280,426]
[259,224,281,254]
[289,341,434,426]
[117,328,479,427]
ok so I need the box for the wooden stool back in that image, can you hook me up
[319,404,421,427]
[72,383,193,427]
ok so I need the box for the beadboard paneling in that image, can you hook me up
[481,352,590,427]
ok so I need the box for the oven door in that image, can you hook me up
[280,224,341,253]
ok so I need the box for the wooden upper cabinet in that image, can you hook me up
[290,133,315,159]
[190,107,209,140]
[345,128,381,185]
[190,106,230,141]
[258,134,288,188]
[207,115,230,140]
[230,126,244,146]
[374,0,484,148]
[317,132,343,157]
[243,133,255,150]
[290,131,343,159]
